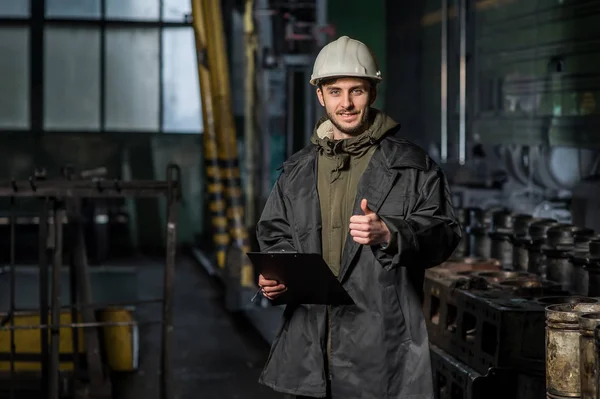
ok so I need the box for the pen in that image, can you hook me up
[250,286,263,303]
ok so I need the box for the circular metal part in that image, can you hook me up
[474,270,531,283]
[546,224,578,247]
[534,296,598,306]
[529,219,560,242]
[512,214,538,238]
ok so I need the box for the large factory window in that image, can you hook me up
[0,27,30,129]
[105,28,161,130]
[44,27,101,130]
[162,0,192,22]
[0,0,29,17]
[106,0,160,21]
[0,0,202,135]
[46,0,100,18]
[162,28,202,133]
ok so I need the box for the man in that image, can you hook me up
[255,36,461,399]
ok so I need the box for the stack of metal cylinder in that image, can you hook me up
[427,206,600,399]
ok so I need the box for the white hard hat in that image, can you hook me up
[309,36,382,86]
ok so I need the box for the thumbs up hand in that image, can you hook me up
[349,199,391,246]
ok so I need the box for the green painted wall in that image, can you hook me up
[327,1,387,111]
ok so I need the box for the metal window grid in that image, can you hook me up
[0,0,195,135]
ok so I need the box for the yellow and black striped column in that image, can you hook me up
[191,0,229,269]
[199,0,255,289]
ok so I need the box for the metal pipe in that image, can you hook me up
[9,197,15,399]
[440,0,448,163]
[68,243,79,398]
[459,0,467,165]
[161,165,179,399]
[38,198,49,396]
[71,199,108,395]
[49,204,64,399]
[244,0,258,228]
[190,0,229,269]
[0,319,161,331]
[0,179,180,198]
[315,0,328,47]
[17,298,163,313]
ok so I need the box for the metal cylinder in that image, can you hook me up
[545,224,578,292]
[527,219,559,277]
[453,208,469,258]
[579,312,600,399]
[511,214,538,272]
[586,240,600,296]
[464,207,489,258]
[574,230,597,251]
[572,252,590,296]
[571,233,597,296]
[464,207,481,257]
[546,303,600,398]
[595,325,600,399]
[489,210,514,269]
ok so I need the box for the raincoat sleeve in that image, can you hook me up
[376,167,462,269]
[256,174,297,253]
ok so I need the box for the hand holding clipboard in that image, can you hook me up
[246,252,354,306]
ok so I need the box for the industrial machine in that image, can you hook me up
[0,166,181,399]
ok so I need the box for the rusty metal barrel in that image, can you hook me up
[595,325,600,399]
[511,214,538,272]
[579,312,600,399]
[527,219,559,277]
[546,303,600,398]
[489,210,515,270]
[585,240,600,297]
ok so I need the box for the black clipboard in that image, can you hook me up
[246,252,355,306]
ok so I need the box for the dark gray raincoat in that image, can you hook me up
[256,126,461,399]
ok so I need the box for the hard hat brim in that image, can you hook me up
[310,72,383,86]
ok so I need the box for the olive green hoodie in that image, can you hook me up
[310,108,399,277]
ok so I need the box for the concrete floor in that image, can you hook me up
[112,255,283,399]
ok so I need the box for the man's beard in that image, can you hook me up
[327,107,370,136]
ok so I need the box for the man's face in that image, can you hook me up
[317,77,376,138]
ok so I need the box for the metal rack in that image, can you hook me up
[0,163,181,399]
